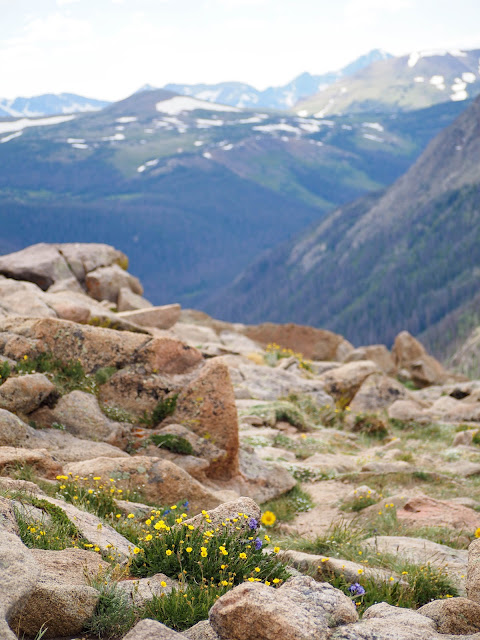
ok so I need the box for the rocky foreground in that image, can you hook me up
[2,243,480,639]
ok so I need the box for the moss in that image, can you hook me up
[95,366,118,386]
[149,433,193,455]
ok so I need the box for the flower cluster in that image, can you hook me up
[264,343,313,372]
[129,509,288,589]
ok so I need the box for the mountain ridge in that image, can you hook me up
[202,93,480,353]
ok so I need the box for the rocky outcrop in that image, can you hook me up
[417,597,480,634]
[0,373,56,414]
[0,316,202,373]
[392,330,455,387]
[117,304,181,329]
[85,264,143,303]
[318,360,381,401]
[64,456,235,514]
[349,373,408,413]
[209,576,357,640]
[0,510,41,640]
[344,345,397,376]
[242,322,353,361]
[169,360,239,479]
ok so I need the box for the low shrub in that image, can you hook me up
[149,434,193,455]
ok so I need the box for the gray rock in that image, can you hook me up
[232,361,333,405]
[39,495,135,561]
[349,373,407,413]
[418,597,480,634]
[0,373,56,414]
[183,497,261,532]
[0,504,41,640]
[0,278,57,317]
[183,620,221,639]
[468,539,480,604]
[55,242,129,283]
[85,263,143,303]
[123,619,183,639]
[0,243,73,290]
[210,576,357,640]
[328,619,440,640]
[0,408,29,446]
[281,550,402,587]
[236,449,296,503]
[10,575,99,638]
[117,573,177,606]
[117,287,154,311]
[25,428,129,463]
[363,536,467,592]
[51,390,126,444]
[362,602,436,629]
[118,304,181,329]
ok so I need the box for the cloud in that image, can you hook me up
[345,0,413,18]
[208,0,270,7]
[19,12,92,44]
[56,0,81,6]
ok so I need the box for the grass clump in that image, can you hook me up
[143,581,232,632]
[84,573,137,639]
[324,562,458,615]
[261,485,314,523]
[14,496,88,550]
[140,395,179,427]
[340,493,378,513]
[15,352,95,395]
[149,434,194,455]
[0,360,11,385]
[287,519,458,613]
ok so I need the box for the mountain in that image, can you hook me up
[297,48,480,116]
[0,88,471,313]
[0,93,110,118]
[204,94,480,353]
[163,49,392,110]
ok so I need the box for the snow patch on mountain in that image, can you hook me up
[101,133,125,141]
[408,49,467,67]
[0,131,23,143]
[363,122,384,132]
[430,76,445,90]
[253,123,301,135]
[0,114,75,135]
[156,96,239,115]
[462,72,476,83]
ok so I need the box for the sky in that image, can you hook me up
[1,0,480,101]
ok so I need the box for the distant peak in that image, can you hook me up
[135,84,158,94]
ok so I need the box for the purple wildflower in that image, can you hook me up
[254,537,262,550]
[248,517,258,530]
[348,583,366,596]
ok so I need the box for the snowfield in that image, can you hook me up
[156,96,239,115]
[0,114,75,135]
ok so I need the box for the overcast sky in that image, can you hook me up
[1,0,480,101]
